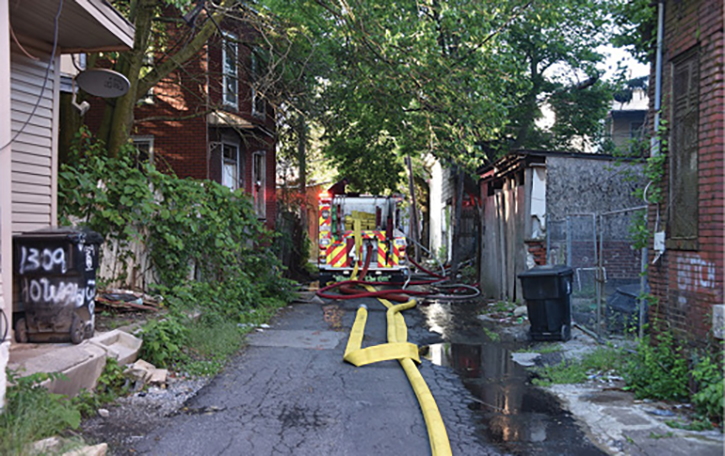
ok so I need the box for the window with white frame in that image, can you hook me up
[251,51,266,118]
[132,135,154,167]
[222,33,238,109]
[222,143,240,190]
[252,151,266,217]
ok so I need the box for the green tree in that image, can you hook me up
[89,0,249,157]
[260,0,617,271]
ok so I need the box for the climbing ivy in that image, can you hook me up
[58,127,294,318]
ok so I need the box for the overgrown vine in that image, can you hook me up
[58,127,295,369]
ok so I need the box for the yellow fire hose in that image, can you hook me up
[343,290,452,456]
[340,212,451,456]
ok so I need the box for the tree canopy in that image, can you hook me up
[259,0,622,193]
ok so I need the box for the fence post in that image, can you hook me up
[596,214,604,337]
[546,214,550,264]
[566,216,572,267]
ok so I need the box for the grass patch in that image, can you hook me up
[488,301,516,313]
[665,419,715,431]
[183,319,246,376]
[532,347,622,386]
[534,344,563,354]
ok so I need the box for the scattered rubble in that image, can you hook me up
[96,290,161,312]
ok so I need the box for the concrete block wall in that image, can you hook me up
[647,0,724,342]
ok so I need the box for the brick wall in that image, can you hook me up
[134,36,209,180]
[525,239,546,266]
[85,13,278,231]
[647,0,724,342]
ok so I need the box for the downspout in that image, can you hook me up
[643,1,666,338]
[651,0,665,157]
[205,41,210,180]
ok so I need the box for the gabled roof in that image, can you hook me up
[10,0,134,53]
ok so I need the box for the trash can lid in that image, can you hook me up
[13,227,104,245]
[517,264,573,278]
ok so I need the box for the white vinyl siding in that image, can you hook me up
[10,47,59,234]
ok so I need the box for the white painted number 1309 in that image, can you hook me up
[19,246,67,274]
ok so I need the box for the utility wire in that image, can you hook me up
[0,0,64,153]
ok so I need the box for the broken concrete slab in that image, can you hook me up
[148,368,168,385]
[124,359,156,384]
[89,329,142,366]
[63,443,108,456]
[548,383,724,456]
[30,437,107,456]
[8,342,107,397]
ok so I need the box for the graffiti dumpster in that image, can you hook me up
[13,228,103,344]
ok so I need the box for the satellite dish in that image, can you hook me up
[76,69,130,98]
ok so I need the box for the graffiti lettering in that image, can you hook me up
[19,246,67,274]
[676,255,716,292]
[22,277,86,307]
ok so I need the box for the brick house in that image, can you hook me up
[646,0,724,341]
[87,11,277,229]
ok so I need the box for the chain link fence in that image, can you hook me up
[547,207,648,339]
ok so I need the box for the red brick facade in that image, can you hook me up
[647,0,723,341]
[86,13,277,230]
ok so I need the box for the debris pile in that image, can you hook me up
[96,290,161,312]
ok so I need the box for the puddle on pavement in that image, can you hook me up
[421,301,606,456]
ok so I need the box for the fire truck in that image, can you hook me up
[318,191,408,284]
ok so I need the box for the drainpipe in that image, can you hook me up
[651,0,665,157]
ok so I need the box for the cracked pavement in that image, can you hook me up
[103,296,501,455]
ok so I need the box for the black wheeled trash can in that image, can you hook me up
[13,228,103,344]
[518,265,573,341]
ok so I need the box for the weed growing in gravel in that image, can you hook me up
[482,327,501,342]
[73,359,130,418]
[0,372,82,455]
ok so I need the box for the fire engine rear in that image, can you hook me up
[318,192,408,284]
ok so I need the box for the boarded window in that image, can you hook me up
[667,48,699,248]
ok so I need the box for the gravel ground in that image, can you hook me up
[80,374,211,450]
